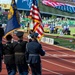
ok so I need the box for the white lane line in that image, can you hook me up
[43,46,75,64]
[41,42,73,51]
[42,68,63,75]
[43,46,69,55]
[46,52,75,64]
[42,59,75,71]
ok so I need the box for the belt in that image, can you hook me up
[29,54,39,56]
[15,53,24,55]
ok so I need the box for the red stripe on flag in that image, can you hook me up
[35,25,44,37]
[29,0,44,40]
[32,5,39,11]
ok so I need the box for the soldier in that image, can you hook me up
[26,33,45,75]
[0,24,4,42]
[3,34,16,75]
[0,42,3,72]
[13,31,28,75]
[0,24,4,72]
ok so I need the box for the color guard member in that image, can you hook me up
[13,31,28,75]
[3,34,16,75]
[26,33,45,75]
[0,24,4,72]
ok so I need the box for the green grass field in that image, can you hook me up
[70,27,75,34]
[44,27,75,39]
[44,27,75,49]
[45,34,75,50]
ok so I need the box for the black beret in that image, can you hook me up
[6,34,12,40]
[16,31,24,38]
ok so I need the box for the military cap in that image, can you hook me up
[30,33,34,38]
[34,33,38,37]
[16,31,24,38]
[6,34,12,40]
[30,32,38,38]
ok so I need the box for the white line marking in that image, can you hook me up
[42,68,63,75]
[46,52,75,63]
[43,46,69,55]
[43,46,75,64]
[42,59,75,71]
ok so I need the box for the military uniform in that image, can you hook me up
[0,43,3,72]
[13,31,28,75]
[0,24,4,72]
[3,34,16,75]
[0,24,4,42]
[26,33,45,75]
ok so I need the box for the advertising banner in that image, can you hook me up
[17,0,38,10]
[42,0,75,13]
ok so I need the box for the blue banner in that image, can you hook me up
[17,0,38,10]
[4,0,20,37]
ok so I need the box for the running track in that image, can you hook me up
[0,34,75,75]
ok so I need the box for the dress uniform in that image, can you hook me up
[0,24,4,42]
[26,33,45,75]
[3,34,16,75]
[13,31,28,75]
[0,42,3,72]
[0,24,4,72]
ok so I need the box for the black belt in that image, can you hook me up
[4,54,13,56]
[15,53,24,55]
[29,54,39,56]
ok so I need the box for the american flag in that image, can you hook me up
[30,0,44,40]
[42,0,75,13]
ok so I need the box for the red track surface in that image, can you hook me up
[1,35,75,75]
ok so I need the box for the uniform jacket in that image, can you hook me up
[0,27,4,37]
[0,28,4,41]
[0,27,4,56]
[26,41,45,64]
[3,42,15,64]
[13,40,27,65]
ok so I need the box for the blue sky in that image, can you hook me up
[0,0,17,4]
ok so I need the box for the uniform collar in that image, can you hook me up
[7,41,11,44]
[18,40,23,42]
[32,40,38,42]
